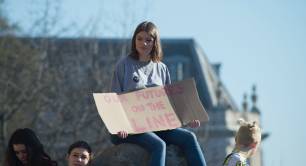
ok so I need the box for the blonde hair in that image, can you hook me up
[235,119,261,148]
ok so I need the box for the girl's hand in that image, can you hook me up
[188,120,201,128]
[117,131,128,139]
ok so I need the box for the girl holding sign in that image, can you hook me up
[111,21,207,166]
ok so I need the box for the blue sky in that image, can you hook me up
[4,0,306,165]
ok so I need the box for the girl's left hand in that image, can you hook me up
[188,120,201,128]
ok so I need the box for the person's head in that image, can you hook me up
[130,21,163,62]
[235,119,261,157]
[67,141,92,166]
[5,128,56,166]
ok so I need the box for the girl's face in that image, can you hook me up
[249,141,260,157]
[13,144,28,165]
[135,31,154,59]
[67,148,91,166]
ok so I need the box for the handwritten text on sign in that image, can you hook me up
[99,85,184,133]
[93,79,209,134]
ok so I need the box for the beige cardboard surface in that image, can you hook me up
[93,78,209,134]
[93,94,133,134]
[166,79,209,125]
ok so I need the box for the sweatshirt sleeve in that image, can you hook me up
[111,60,125,93]
[164,65,171,85]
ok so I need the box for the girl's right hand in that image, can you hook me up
[117,131,128,139]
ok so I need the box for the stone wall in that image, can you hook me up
[92,144,188,166]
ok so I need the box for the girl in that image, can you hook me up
[223,119,261,166]
[111,21,207,166]
[4,128,57,166]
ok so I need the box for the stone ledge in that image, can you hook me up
[92,143,187,166]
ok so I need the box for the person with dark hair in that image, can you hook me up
[66,141,92,166]
[4,128,57,166]
[110,21,207,166]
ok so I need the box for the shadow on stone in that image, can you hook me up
[92,143,187,166]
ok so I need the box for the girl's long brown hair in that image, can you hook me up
[129,21,163,62]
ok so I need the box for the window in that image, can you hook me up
[164,54,190,82]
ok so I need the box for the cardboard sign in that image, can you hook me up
[93,78,209,134]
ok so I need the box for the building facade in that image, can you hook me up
[161,39,267,165]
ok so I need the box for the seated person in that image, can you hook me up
[66,140,92,166]
[4,128,57,166]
